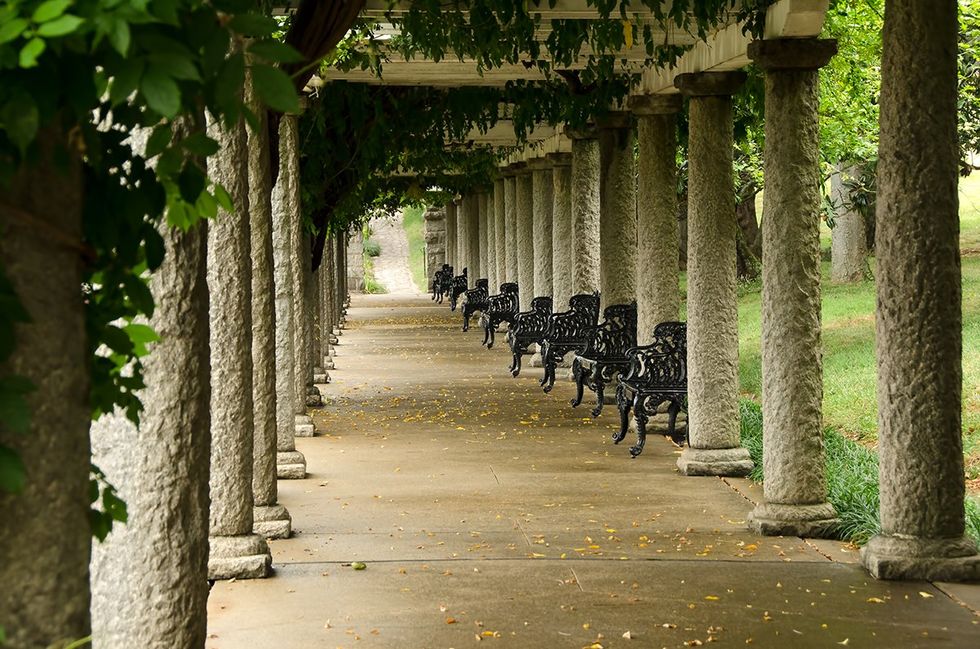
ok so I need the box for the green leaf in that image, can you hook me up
[0,445,26,494]
[144,123,172,158]
[121,274,154,317]
[36,14,83,37]
[147,52,200,81]
[195,189,217,219]
[107,17,130,55]
[19,37,46,68]
[102,324,134,356]
[213,183,233,211]
[140,66,181,117]
[144,229,165,271]
[0,18,28,44]
[31,0,71,23]
[177,164,206,204]
[109,58,144,105]
[228,13,278,37]
[248,40,304,64]
[250,64,300,114]
[180,132,219,157]
[0,91,39,153]
[123,323,159,357]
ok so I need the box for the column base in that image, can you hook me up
[629,412,688,434]
[677,446,753,477]
[861,534,980,581]
[277,450,307,479]
[313,367,331,384]
[306,385,324,407]
[329,334,340,344]
[323,355,335,370]
[208,533,271,580]
[748,501,839,538]
[529,352,543,368]
[253,504,292,539]
[295,414,315,437]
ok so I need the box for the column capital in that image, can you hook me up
[547,152,572,168]
[595,111,634,130]
[629,93,683,116]
[748,38,838,71]
[528,157,553,171]
[675,71,747,97]
[565,125,598,140]
[502,162,527,177]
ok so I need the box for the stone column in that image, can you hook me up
[1,127,89,646]
[486,191,498,288]
[516,167,535,308]
[346,228,364,292]
[549,153,573,309]
[335,234,346,326]
[745,39,839,537]
[446,202,458,267]
[311,264,329,384]
[493,177,507,288]
[830,165,868,282]
[860,2,980,581]
[530,158,554,298]
[598,113,638,307]
[246,87,291,539]
[504,172,519,283]
[206,113,271,579]
[424,206,447,285]
[569,130,601,294]
[478,192,489,280]
[631,95,682,343]
[674,72,753,477]
[273,114,307,479]
[299,229,323,407]
[320,242,337,369]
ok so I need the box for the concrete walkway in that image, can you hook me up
[369,215,420,295]
[208,295,979,648]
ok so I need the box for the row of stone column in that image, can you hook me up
[436,32,979,581]
[83,92,352,643]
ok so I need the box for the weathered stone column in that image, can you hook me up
[569,130,601,294]
[631,95,682,343]
[446,202,458,267]
[516,166,535,308]
[860,2,980,581]
[486,191,498,288]
[311,264,329,385]
[247,85,291,539]
[549,153,573,309]
[478,191,489,280]
[493,177,507,287]
[598,113,637,307]
[1,127,89,646]
[504,172,519,282]
[320,241,337,369]
[674,72,753,477]
[335,234,346,326]
[745,39,839,537]
[206,114,271,579]
[830,165,868,282]
[455,196,468,272]
[469,193,483,278]
[299,229,323,406]
[346,228,364,291]
[424,206,447,286]
[273,114,307,479]
[531,158,554,298]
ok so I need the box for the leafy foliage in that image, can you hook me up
[0,0,300,538]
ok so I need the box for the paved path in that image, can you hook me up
[370,215,419,295]
[208,294,980,648]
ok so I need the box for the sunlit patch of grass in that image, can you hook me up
[402,205,427,292]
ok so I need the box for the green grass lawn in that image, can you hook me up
[402,205,427,292]
[730,174,980,480]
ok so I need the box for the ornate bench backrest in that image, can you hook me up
[488,282,519,314]
[627,321,687,389]
[530,296,553,314]
[549,292,601,342]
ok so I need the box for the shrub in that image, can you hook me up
[363,238,381,257]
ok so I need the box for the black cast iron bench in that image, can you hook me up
[614,321,687,458]
[449,267,468,311]
[462,278,490,331]
[479,282,519,348]
[570,301,638,418]
[506,296,553,377]
[539,292,601,393]
[431,263,453,304]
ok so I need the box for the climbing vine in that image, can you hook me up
[0,0,301,537]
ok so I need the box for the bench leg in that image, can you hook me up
[629,398,650,458]
[570,358,586,408]
[666,401,684,444]
[510,351,522,377]
[613,384,630,444]
[463,311,470,332]
[542,360,556,393]
[486,326,496,349]
[591,369,605,418]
